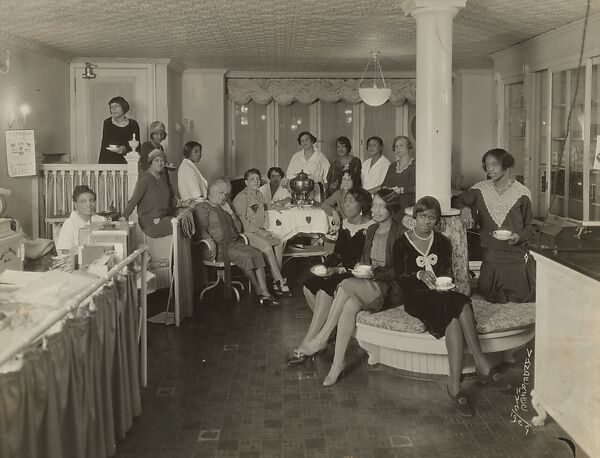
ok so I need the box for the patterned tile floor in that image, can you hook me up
[115,263,586,458]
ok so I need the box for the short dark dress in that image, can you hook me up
[393,231,470,339]
[99,117,141,164]
[304,219,373,297]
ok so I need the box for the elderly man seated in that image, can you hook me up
[194,180,279,306]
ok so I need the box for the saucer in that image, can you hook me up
[492,230,513,241]
[310,265,329,277]
[351,269,373,279]
[435,283,455,291]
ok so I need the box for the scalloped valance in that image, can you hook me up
[227,78,416,106]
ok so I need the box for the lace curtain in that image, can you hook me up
[227,78,416,106]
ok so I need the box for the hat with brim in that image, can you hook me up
[148,148,166,164]
[150,120,167,138]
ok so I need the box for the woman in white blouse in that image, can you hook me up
[56,185,105,252]
[286,131,330,202]
[361,136,391,194]
[177,141,208,202]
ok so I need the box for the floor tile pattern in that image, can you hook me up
[115,262,587,458]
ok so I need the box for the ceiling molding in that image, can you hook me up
[491,10,600,61]
[0,30,71,63]
[226,71,417,79]
[182,68,228,76]
[71,56,173,65]
[453,68,493,76]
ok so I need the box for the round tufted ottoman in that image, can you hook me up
[354,295,535,375]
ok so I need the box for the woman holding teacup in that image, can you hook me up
[287,188,373,365]
[393,196,511,417]
[453,148,535,303]
[99,96,140,164]
[295,188,405,385]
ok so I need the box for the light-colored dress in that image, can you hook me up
[232,188,280,252]
[286,148,330,185]
[361,155,391,191]
[338,222,405,312]
[177,158,208,202]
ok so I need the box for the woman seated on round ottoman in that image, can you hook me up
[296,188,405,385]
[394,196,512,417]
[288,188,373,365]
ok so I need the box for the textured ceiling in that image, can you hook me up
[0,0,598,72]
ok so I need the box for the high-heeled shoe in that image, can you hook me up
[286,349,309,366]
[477,366,512,391]
[447,387,473,417]
[258,295,279,307]
[297,338,326,357]
[323,364,345,387]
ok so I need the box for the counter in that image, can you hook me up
[530,248,600,458]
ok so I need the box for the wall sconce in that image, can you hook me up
[82,62,97,79]
[174,118,190,132]
[0,49,9,75]
[7,104,30,129]
[19,104,30,127]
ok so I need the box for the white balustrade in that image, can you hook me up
[39,163,131,238]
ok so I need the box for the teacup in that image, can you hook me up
[436,276,453,287]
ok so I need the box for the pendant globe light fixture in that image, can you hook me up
[358,51,392,107]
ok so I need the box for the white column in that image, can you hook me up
[403,0,466,214]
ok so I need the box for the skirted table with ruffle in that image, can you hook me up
[0,274,141,458]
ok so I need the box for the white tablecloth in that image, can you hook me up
[266,207,330,241]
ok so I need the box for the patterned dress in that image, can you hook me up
[455,180,536,303]
[393,232,470,339]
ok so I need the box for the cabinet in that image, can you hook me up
[530,251,600,458]
[533,59,600,222]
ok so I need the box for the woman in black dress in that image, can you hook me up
[288,188,373,365]
[325,136,362,197]
[393,196,511,417]
[296,189,405,386]
[382,135,416,218]
[99,96,141,164]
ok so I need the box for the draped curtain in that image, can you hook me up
[0,274,141,458]
[227,78,416,106]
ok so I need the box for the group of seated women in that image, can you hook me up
[287,147,536,418]
[96,99,536,415]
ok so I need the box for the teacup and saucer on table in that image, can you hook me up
[106,144,120,153]
[435,276,455,291]
[351,264,373,279]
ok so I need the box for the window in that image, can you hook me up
[276,102,312,171]
[231,102,268,178]
[228,99,414,178]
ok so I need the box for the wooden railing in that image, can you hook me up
[39,154,140,238]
